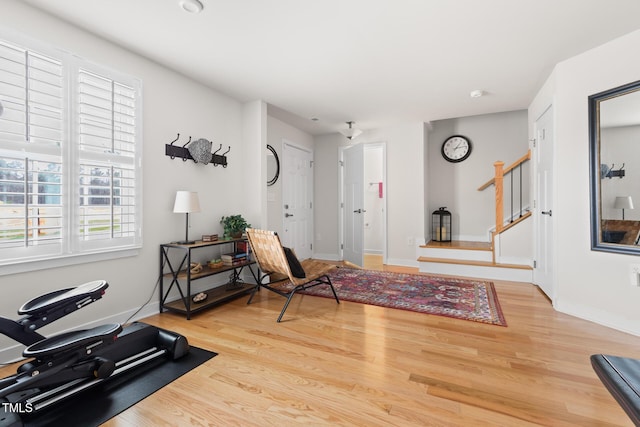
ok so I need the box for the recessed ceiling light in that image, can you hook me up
[180,0,204,13]
[470,90,484,98]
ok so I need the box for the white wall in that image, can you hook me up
[242,100,268,230]
[0,1,258,358]
[529,28,640,335]
[427,110,529,241]
[313,133,343,260]
[313,123,425,266]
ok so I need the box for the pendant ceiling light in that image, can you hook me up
[340,121,362,140]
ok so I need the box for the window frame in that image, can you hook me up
[0,29,143,276]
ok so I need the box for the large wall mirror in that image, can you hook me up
[590,79,640,255]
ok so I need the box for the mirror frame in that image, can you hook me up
[589,79,640,255]
[266,144,280,186]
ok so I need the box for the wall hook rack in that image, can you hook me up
[602,163,625,179]
[165,133,229,167]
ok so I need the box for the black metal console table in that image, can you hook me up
[159,238,257,319]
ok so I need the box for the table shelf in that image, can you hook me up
[159,239,258,319]
[161,282,255,316]
[163,260,256,281]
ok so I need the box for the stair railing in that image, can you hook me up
[478,150,531,233]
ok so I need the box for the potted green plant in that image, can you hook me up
[220,215,250,239]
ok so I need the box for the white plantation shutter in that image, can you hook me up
[0,41,64,147]
[0,40,65,259]
[77,68,139,248]
[0,33,142,271]
[0,154,63,251]
[78,163,137,242]
[78,70,136,157]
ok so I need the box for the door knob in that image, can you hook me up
[541,210,552,216]
[285,213,294,218]
[354,209,362,213]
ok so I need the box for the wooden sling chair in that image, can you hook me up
[245,228,340,322]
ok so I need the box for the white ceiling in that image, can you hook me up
[21,0,640,135]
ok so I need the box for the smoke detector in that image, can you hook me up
[180,0,204,13]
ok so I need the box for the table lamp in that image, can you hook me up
[173,191,201,244]
[614,196,634,220]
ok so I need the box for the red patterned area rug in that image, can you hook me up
[303,268,507,326]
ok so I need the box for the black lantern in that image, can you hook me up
[432,207,451,242]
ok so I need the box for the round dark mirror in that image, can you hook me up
[266,144,280,186]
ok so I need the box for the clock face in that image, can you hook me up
[441,135,472,163]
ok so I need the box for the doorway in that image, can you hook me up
[340,142,387,267]
[533,105,555,300]
[281,142,313,260]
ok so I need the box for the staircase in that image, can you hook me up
[418,214,533,282]
[418,150,533,283]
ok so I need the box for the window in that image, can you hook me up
[0,33,142,272]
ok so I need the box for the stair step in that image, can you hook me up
[417,256,533,282]
[421,240,492,251]
[419,240,494,263]
[417,256,532,270]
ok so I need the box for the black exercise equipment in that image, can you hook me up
[591,354,640,426]
[0,280,189,427]
[0,280,109,347]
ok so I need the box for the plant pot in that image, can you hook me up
[230,232,243,239]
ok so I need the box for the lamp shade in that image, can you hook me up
[173,191,201,213]
[614,196,634,210]
[340,121,362,140]
[340,128,362,139]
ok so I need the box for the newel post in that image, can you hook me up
[494,161,505,233]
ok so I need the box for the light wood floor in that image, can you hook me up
[6,260,639,426]
[104,259,639,426]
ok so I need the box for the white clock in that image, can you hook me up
[441,135,472,163]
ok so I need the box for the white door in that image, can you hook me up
[282,143,313,260]
[342,143,365,267]
[534,106,555,299]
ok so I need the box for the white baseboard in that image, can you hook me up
[313,252,341,261]
[419,261,532,283]
[364,249,383,255]
[386,257,419,268]
[554,300,640,337]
